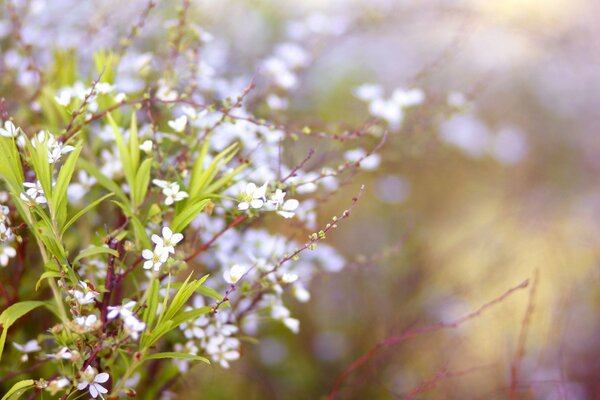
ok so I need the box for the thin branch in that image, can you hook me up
[328,278,531,399]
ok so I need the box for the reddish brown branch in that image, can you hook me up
[328,278,530,399]
[509,268,539,399]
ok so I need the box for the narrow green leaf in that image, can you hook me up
[143,352,209,364]
[1,379,35,400]
[0,301,46,361]
[73,246,119,264]
[61,193,114,235]
[134,158,152,208]
[171,199,209,233]
[79,158,128,205]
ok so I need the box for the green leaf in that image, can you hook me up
[61,193,114,235]
[143,278,160,330]
[107,113,135,203]
[0,301,46,361]
[188,142,238,199]
[129,112,140,172]
[52,145,82,228]
[73,246,119,264]
[35,271,62,291]
[171,199,209,233]
[0,137,24,194]
[1,379,35,400]
[80,158,128,205]
[133,158,152,208]
[196,285,224,301]
[143,352,209,364]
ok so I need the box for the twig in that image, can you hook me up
[328,278,531,399]
[509,268,539,399]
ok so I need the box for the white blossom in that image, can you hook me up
[238,182,268,210]
[0,120,20,137]
[223,264,248,284]
[0,244,16,266]
[20,180,47,205]
[152,179,189,206]
[77,366,109,399]
[151,227,184,255]
[167,115,188,132]
[142,245,169,271]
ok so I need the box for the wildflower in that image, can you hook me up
[0,120,19,137]
[269,189,286,208]
[46,377,70,396]
[77,366,109,399]
[20,181,47,205]
[139,139,153,153]
[277,199,299,219]
[238,182,268,210]
[151,227,184,255]
[54,91,72,107]
[32,130,75,163]
[167,115,187,132]
[48,347,78,361]
[223,264,248,284]
[0,222,13,242]
[107,301,136,320]
[0,244,16,266]
[74,314,99,331]
[13,340,41,362]
[152,179,189,206]
[70,281,99,305]
[142,245,169,271]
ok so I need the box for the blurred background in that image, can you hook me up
[3,0,600,398]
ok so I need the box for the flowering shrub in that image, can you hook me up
[0,1,399,398]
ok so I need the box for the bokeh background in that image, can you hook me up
[3,0,600,398]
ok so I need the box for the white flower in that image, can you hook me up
[152,179,189,205]
[167,115,188,132]
[13,339,40,362]
[20,181,47,205]
[75,314,98,329]
[54,91,72,107]
[107,301,136,320]
[0,245,16,266]
[353,84,383,101]
[0,120,19,137]
[151,227,183,255]
[277,199,299,219]
[0,222,13,242]
[283,317,300,333]
[142,245,169,271]
[392,88,425,107]
[281,272,298,284]
[95,82,115,94]
[238,182,268,210]
[70,281,99,305]
[223,264,248,284]
[77,366,109,399]
[122,314,146,340]
[32,130,75,163]
[48,347,78,361]
[139,139,153,153]
[269,189,286,208]
[46,377,70,395]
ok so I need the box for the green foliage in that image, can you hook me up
[0,302,47,361]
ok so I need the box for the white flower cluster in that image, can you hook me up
[54,81,123,112]
[31,130,76,163]
[238,182,299,218]
[354,84,425,130]
[0,202,16,267]
[142,227,184,271]
[152,179,189,206]
[107,300,146,340]
[180,296,240,368]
